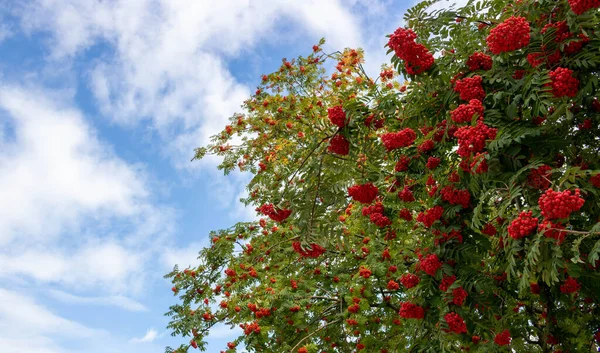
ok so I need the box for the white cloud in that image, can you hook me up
[17,0,366,169]
[0,85,148,245]
[0,288,107,353]
[48,289,148,312]
[0,85,173,292]
[0,288,105,338]
[161,241,204,270]
[130,328,159,343]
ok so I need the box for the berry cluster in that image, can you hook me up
[418,139,435,153]
[454,120,498,157]
[569,0,600,15]
[417,205,444,228]
[420,253,443,276]
[590,174,600,188]
[398,186,415,202]
[451,99,485,124]
[400,273,420,288]
[466,52,493,71]
[362,202,391,227]
[444,313,467,334]
[486,16,531,54]
[387,279,400,290]
[241,321,261,335]
[454,76,486,101]
[439,275,456,291]
[381,128,417,151]
[399,302,425,319]
[348,183,379,204]
[426,156,441,169]
[507,211,538,239]
[257,204,292,222]
[441,185,471,208]
[452,287,468,306]
[292,242,326,258]
[538,188,584,219]
[527,165,552,189]
[399,208,413,221]
[327,106,347,127]
[538,220,566,244]
[359,266,372,278]
[370,212,392,228]
[494,330,512,346]
[549,68,579,98]
[560,277,581,294]
[395,155,411,171]
[387,27,434,75]
[482,223,497,236]
[328,135,349,155]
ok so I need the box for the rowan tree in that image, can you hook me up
[166,0,600,352]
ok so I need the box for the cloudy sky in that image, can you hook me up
[0,0,464,352]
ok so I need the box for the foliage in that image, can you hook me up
[166,1,600,352]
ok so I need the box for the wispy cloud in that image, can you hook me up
[130,328,159,343]
[48,289,148,312]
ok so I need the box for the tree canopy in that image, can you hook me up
[166,0,600,352]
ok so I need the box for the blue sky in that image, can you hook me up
[0,0,464,352]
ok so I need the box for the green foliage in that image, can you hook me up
[166,1,600,352]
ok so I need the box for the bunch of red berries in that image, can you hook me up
[538,188,584,219]
[387,279,400,290]
[542,21,571,42]
[486,16,531,54]
[257,204,292,222]
[451,99,484,123]
[452,287,468,306]
[433,119,458,142]
[400,273,420,288]
[417,205,444,228]
[328,135,349,155]
[380,128,417,151]
[549,67,579,97]
[241,321,261,335]
[590,174,600,188]
[426,156,441,169]
[482,223,497,236]
[362,202,391,227]
[454,119,497,157]
[399,208,413,221]
[395,155,411,171]
[359,266,372,278]
[538,220,566,244]
[348,183,379,204]
[527,165,552,189]
[454,76,486,101]
[466,52,492,71]
[568,0,600,15]
[507,211,538,239]
[420,253,443,276]
[441,185,471,208]
[387,27,434,75]
[370,212,392,228]
[398,186,415,202]
[469,153,489,174]
[418,139,435,153]
[327,105,347,127]
[560,277,581,294]
[292,242,326,258]
[494,330,512,346]
[439,275,456,291]
[444,312,468,334]
[399,302,425,319]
